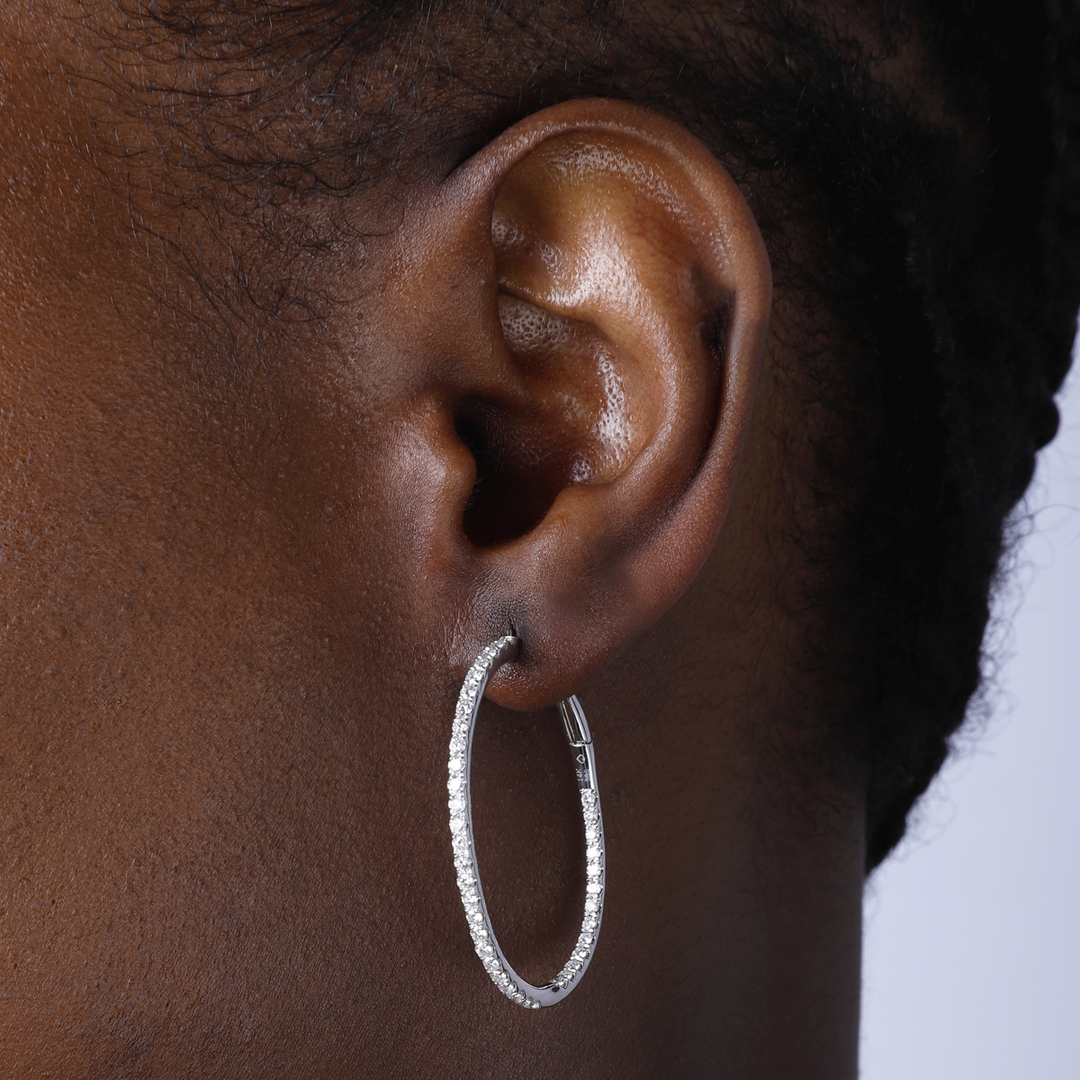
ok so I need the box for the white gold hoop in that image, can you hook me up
[447,635,605,1009]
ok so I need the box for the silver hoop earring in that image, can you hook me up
[447,635,606,1009]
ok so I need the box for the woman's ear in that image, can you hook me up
[379,98,771,708]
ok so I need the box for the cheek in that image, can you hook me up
[0,323,462,1069]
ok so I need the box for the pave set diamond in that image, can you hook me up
[448,635,606,1009]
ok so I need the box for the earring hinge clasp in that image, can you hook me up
[559,696,592,747]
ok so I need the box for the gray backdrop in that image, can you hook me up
[861,342,1080,1078]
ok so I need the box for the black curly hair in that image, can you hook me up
[125,0,1080,869]
[830,0,1080,867]
[636,0,1080,867]
[683,0,1080,867]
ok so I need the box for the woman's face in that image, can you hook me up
[0,3,870,1075]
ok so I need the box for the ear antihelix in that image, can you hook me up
[488,127,733,495]
[454,293,644,548]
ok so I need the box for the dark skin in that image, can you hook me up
[0,3,868,1076]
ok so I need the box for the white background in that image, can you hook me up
[860,356,1080,1078]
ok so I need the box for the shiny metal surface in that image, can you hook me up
[447,636,606,1008]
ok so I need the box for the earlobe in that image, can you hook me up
[401,99,771,706]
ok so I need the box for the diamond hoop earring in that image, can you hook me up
[447,635,606,1009]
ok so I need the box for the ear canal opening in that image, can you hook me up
[454,399,571,547]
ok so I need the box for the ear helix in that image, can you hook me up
[430,98,770,708]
